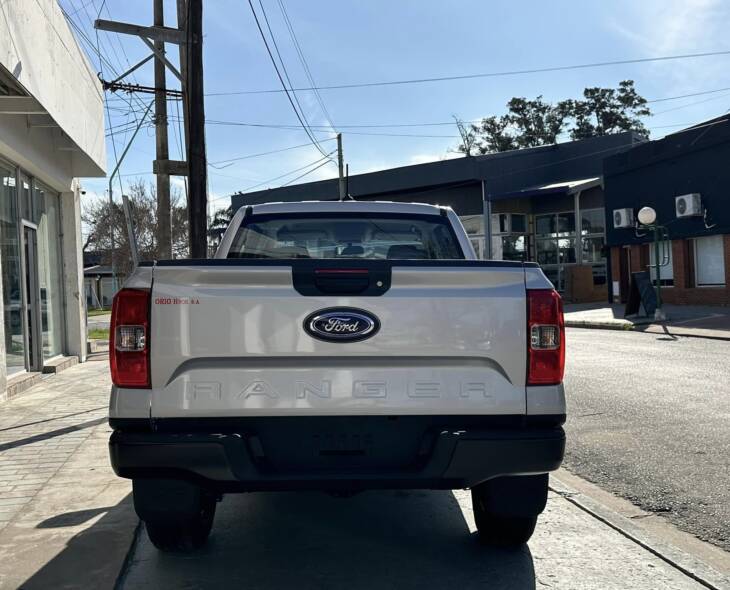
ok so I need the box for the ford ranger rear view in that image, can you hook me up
[108,201,566,551]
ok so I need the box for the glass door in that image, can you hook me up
[21,224,42,372]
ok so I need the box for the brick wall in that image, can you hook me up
[611,235,730,306]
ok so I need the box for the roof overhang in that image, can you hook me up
[488,177,601,201]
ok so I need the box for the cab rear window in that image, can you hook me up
[227,213,464,259]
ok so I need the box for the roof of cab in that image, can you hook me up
[247,200,449,216]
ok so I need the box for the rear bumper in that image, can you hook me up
[109,416,565,491]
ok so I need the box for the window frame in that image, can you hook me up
[693,235,726,287]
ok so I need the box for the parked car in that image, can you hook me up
[107,201,566,551]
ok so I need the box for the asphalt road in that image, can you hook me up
[563,328,730,550]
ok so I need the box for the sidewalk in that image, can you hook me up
[0,357,135,590]
[565,302,730,340]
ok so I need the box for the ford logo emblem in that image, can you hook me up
[304,307,380,343]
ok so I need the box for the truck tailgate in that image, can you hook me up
[149,261,527,417]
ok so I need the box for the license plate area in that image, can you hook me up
[247,416,436,474]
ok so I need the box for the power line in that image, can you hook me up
[217,151,336,199]
[193,117,459,137]
[276,0,336,132]
[646,86,730,103]
[209,137,337,167]
[280,158,331,186]
[651,91,730,116]
[256,0,322,146]
[205,49,730,96]
[246,0,333,160]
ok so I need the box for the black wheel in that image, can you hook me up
[144,493,216,552]
[471,475,548,547]
[472,501,537,546]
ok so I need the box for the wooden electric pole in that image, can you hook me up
[95,2,206,260]
[186,0,208,258]
[153,0,172,259]
[337,133,345,201]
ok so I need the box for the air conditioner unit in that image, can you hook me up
[675,193,702,218]
[613,208,634,229]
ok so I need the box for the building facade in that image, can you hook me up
[604,118,730,306]
[230,133,643,300]
[1,0,106,397]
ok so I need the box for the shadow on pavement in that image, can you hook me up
[123,490,537,590]
[36,506,115,528]
[0,417,107,452]
[18,494,137,590]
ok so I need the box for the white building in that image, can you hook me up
[0,0,105,398]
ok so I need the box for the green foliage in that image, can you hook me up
[207,205,234,256]
[456,80,650,155]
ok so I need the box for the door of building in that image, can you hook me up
[21,224,42,372]
[618,246,631,303]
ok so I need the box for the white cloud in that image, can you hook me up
[606,0,730,91]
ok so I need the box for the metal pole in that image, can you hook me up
[653,225,664,320]
[481,180,493,260]
[337,133,345,201]
[154,0,172,259]
[107,101,155,290]
[122,194,140,268]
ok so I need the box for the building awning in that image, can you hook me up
[487,177,601,201]
[83,265,113,277]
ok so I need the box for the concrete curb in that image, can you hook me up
[550,475,730,590]
[565,320,635,331]
[113,520,143,590]
[565,320,730,341]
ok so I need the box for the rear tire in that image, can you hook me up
[471,474,547,547]
[144,494,216,552]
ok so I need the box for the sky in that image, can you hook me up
[61,0,730,214]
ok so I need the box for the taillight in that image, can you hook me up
[110,288,151,388]
[527,289,565,386]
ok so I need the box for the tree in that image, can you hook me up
[82,180,188,275]
[568,80,651,140]
[457,80,650,155]
[208,205,234,256]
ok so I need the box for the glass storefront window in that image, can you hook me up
[535,215,556,237]
[558,238,576,263]
[501,235,526,261]
[582,209,605,235]
[1,163,25,374]
[537,239,558,265]
[20,176,32,221]
[557,212,575,236]
[33,182,64,359]
[511,214,526,233]
[582,236,605,263]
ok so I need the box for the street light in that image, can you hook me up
[637,206,668,321]
[638,206,657,226]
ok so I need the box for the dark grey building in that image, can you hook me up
[231,132,644,298]
[604,117,730,306]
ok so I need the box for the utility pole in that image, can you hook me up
[337,133,345,201]
[96,3,204,258]
[176,0,189,155]
[186,0,208,258]
[154,0,172,259]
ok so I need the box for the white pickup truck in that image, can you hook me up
[108,201,566,551]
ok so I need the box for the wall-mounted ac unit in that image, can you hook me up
[675,193,702,218]
[613,208,634,229]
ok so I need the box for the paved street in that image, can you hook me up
[563,328,730,550]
